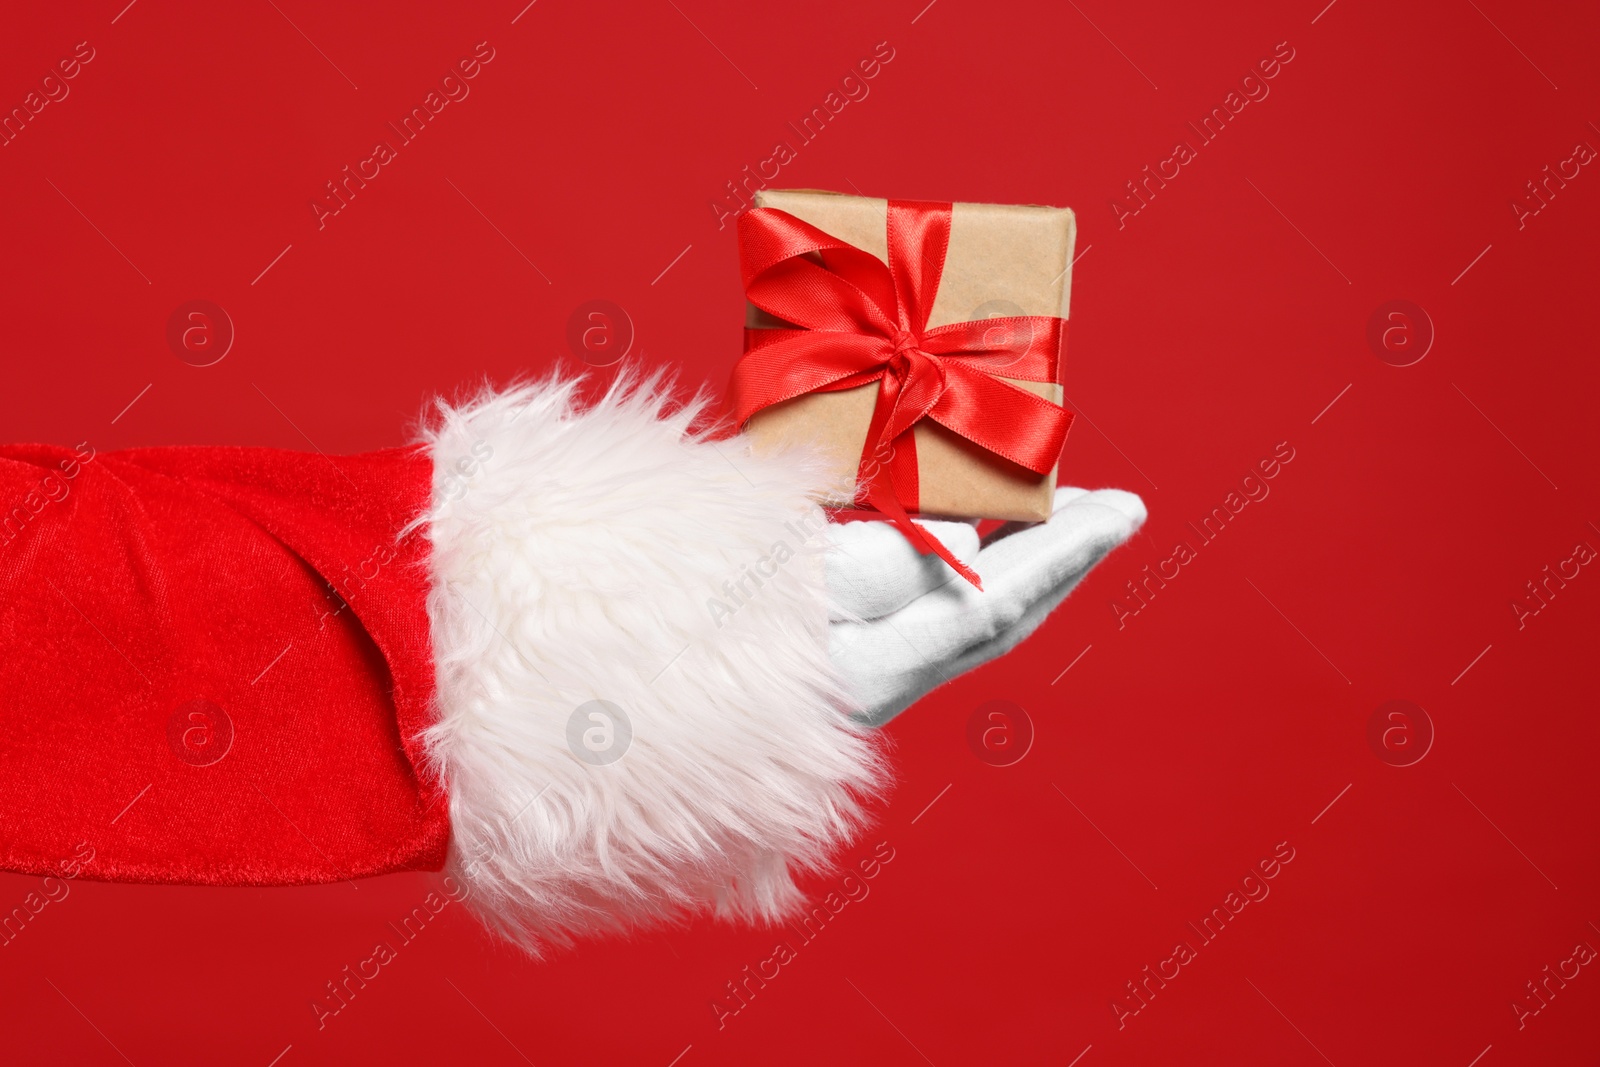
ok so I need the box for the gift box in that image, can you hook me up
[730,188,1077,533]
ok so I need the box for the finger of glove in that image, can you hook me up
[824,517,981,621]
[939,563,1087,696]
[971,488,1146,610]
[846,488,1144,667]
[827,488,1144,724]
[843,565,1084,727]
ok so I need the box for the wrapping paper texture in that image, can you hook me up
[743,188,1076,522]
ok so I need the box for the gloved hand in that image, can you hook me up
[826,487,1147,725]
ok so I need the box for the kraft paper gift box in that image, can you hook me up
[738,187,1076,523]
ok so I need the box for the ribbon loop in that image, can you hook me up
[731,200,1075,590]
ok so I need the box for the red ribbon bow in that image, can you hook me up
[729,199,1074,589]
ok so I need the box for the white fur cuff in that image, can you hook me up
[416,371,885,953]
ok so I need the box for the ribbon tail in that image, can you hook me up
[866,476,983,592]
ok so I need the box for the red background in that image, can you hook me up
[2,0,1597,1063]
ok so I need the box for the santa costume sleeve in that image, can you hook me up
[0,373,885,952]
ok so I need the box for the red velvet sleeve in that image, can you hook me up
[0,440,448,886]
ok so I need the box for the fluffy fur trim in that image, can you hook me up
[416,369,885,954]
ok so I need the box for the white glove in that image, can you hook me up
[826,487,1147,725]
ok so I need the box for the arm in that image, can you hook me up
[0,372,1142,954]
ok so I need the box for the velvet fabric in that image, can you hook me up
[0,441,448,885]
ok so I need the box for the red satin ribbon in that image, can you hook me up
[730,199,1074,589]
